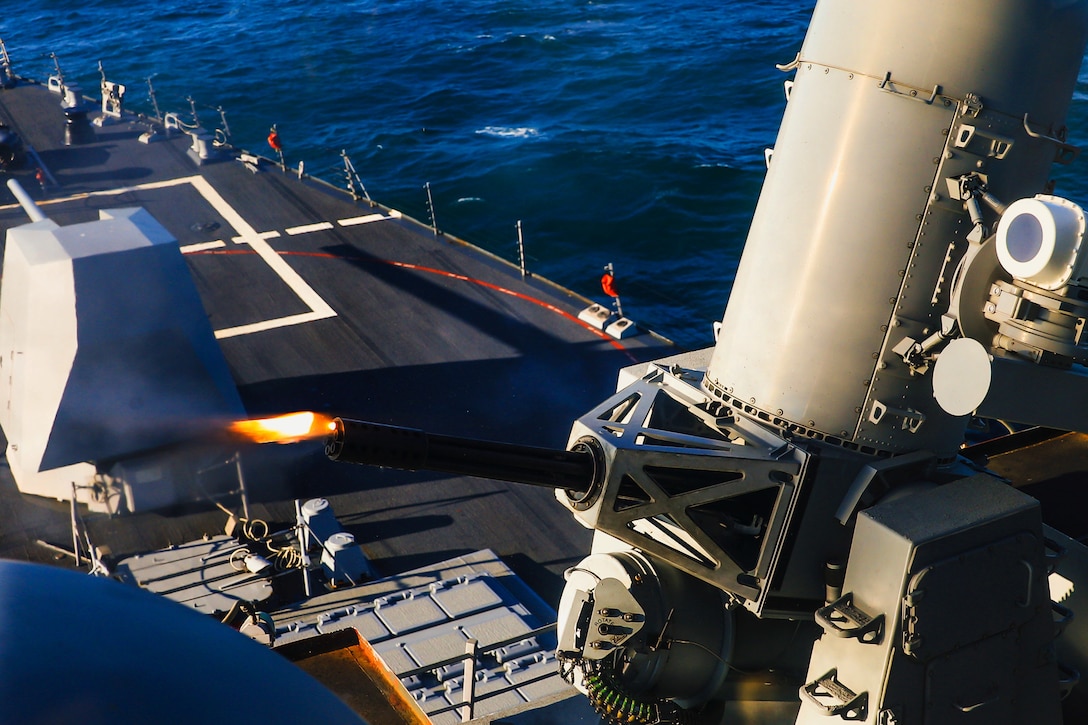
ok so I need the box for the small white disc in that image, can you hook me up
[932,338,992,417]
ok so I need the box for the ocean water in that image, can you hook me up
[6,1,1088,349]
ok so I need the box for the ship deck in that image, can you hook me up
[0,78,672,603]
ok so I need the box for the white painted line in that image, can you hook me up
[0,175,211,211]
[232,230,281,244]
[185,176,337,338]
[9,174,339,339]
[286,221,334,235]
[180,240,226,254]
[338,213,387,227]
[214,311,333,339]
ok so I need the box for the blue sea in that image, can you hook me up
[7,1,1088,349]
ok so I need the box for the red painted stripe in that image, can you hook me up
[191,248,637,360]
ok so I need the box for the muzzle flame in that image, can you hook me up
[229,411,337,444]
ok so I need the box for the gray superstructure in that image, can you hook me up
[706,0,1088,456]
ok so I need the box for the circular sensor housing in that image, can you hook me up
[932,338,991,417]
[995,195,1086,290]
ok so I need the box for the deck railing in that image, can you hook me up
[396,622,558,722]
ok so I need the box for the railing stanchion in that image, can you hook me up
[461,638,479,722]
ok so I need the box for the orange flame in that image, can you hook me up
[229,411,337,444]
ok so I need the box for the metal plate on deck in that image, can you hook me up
[114,535,272,613]
[904,533,1039,661]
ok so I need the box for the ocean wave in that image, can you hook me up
[475,126,542,139]
[456,197,485,204]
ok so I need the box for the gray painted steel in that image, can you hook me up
[272,549,576,724]
[0,207,244,506]
[705,0,1088,456]
[797,476,1057,723]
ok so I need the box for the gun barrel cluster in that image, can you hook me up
[325,417,596,492]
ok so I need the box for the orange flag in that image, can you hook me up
[601,272,619,297]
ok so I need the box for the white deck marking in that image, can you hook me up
[232,230,281,244]
[180,240,226,253]
[208,312,332,339]
[338,213,387,227]
[14,175,340,339]
[285,221,334,235]
[184,176,337,339]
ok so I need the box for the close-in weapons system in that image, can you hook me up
[326,0,1088,722]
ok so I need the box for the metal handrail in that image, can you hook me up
[395,622,558,722]
[424,670,558,718]
[396,622,556,679]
